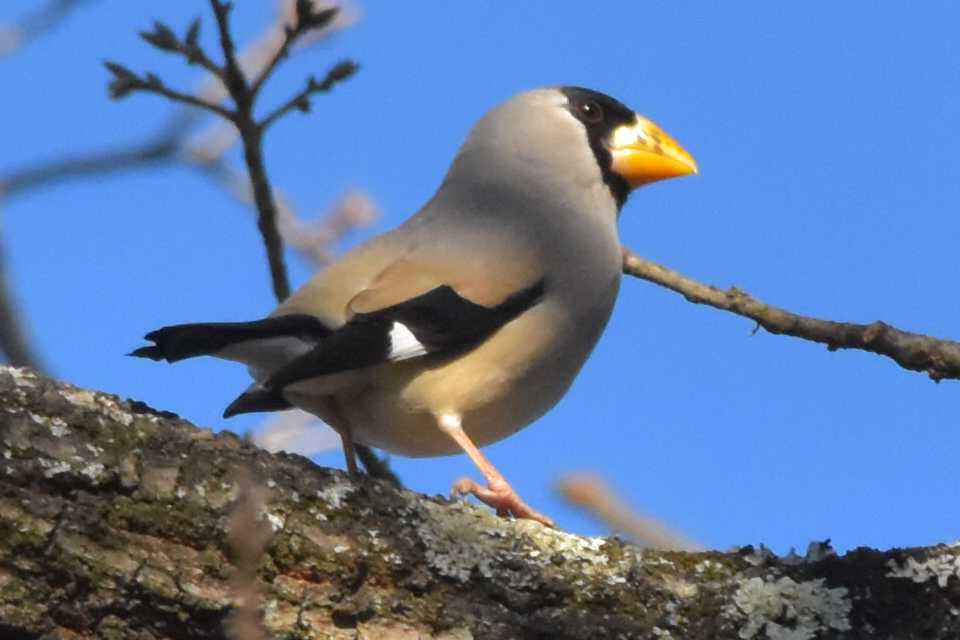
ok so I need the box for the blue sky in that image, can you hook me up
[3,1,958,553]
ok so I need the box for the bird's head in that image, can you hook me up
[452,87,698,210]
[560,86,698,205]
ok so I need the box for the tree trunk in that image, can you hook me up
[1,366,957,639]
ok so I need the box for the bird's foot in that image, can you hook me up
[452,476,555,527]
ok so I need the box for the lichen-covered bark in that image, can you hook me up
[0,367,958,639]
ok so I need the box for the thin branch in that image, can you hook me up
[209,0,249,109]
[190,0,357,113]
[133,78,236,121]
[110,2,359,303]
[259,60,358,130]
[248,24,297,99]
[206,0,289,300]
[138,19,224,80]
[0,135,181,198]
[622,247,960,382]
[248,4,339,98]
[238,130,291,300]
[185,49,223,83]
[145,85,233,119]
[0,106,201,199]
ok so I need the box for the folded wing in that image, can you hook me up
[224,255,546,418]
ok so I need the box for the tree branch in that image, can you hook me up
[103,61,235,120]
[142,83,235,119]
[249,4,340,99]
[622,247,960,382]
[206,0,287,301]
[107,2,359,305]
[209,0,249,111]
[237,126,291,300]
[0,133,183,198]
[3,366,959,639]
[138,19,224,81]
[259,59,358,130]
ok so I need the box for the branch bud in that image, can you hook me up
[104,61,141,99]
[296,1,339,31]
[185,18,201,49]
[140,21,180,52]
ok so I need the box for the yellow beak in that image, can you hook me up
[609,115,698,188]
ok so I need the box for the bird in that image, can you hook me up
[131,87,697,526]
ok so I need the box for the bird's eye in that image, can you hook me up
[578,100,603,124]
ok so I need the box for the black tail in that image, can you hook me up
[129,314,331,363]
[223,386,292,417]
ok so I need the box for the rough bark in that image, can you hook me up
[1,367,958,640]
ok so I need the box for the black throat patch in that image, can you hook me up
[560,86,637,209]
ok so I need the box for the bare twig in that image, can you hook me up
[248,4,338,98]
[622,247,960,382]
[192,0,357,113]
[557,473,701,551]
[131,82,231,119]
[106,2,356,301]
[203,0,354,301]
[138,19,223,80]
[209,1,249,110]
[260,60,358,130]
[104,62,235,119]
[106,1,361,302]
[0,126,187,198]
[236,125,291,300]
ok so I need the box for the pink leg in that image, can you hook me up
[437,413,554,527]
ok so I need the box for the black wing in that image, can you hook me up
[222,279,546,418]
[266,279,545,389]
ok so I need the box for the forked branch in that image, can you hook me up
[104,0,357,302]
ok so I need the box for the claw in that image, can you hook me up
[453,476,555,527]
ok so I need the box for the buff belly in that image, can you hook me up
[336,302,588,457]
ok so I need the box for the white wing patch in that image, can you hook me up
[388,322,426,361]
